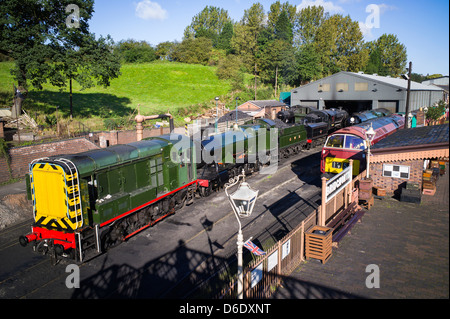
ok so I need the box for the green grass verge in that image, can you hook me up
[0,61,232,127]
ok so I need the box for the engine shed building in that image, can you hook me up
[291,71,445,115]
[369,123,449,197]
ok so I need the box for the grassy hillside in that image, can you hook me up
[0,61,232,127]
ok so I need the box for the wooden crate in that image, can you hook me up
[423,181,435,189]
[374,186,386,197]
[359,178,373,190]
[406,182,420,190]
[305,226,333,264]
[423,187,436,195]
[359,188,373,200]
[423,172,432,179]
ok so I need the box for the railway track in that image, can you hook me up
[0,148,322,299]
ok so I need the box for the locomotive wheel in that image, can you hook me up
[100,230,114,252]
[100,226,123,252]
[253,160,260,172]
[200,184,212,197]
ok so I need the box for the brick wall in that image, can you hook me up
[371,159,423,195]
[94,127,171,147]
[0,127,175,184]
[0,138,100,184]
[0,157,11,183]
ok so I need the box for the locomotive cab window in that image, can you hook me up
[326,134,365,150]
[325,135,345,148]
[344,135,365,150]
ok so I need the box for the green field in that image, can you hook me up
[0,61,232,125]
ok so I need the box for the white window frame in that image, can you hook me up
[382,164,410,179]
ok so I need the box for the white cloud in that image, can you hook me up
[135,1,168,21]
[297,0,345,14]
[377,3,397,14]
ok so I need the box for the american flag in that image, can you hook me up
[244,240,266,256]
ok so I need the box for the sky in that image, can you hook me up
[88,0,449,76]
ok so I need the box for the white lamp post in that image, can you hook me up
[225,170,259,299]
[364,123,376,179]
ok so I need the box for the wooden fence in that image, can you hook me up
[216,170,366,299]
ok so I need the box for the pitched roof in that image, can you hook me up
[348,72,444,91]
[370,124,449,163]
[247,100,288,108]
[372,124,449,150]
[293,72,444,92]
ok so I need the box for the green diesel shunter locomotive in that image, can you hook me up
[20,134,197,262]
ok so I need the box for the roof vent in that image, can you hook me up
[357,71,364,74]
[372,73,378,76]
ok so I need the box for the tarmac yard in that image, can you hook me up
[272,164,449,299]
[0,150,447,300]
[0,147,322,299]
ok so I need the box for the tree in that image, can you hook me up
[171,37,213,65]
[373,34,407,77]
[365,47,388,75]
[257,10,297,89]
[274,11,293,43]
[216,55,244,90]
[296,43,323,84]
[232,2,266,91]
[425,74,444,80]
[156,41,177,60]
[426,100,446,122]
[58,33,121,117]
[0,0,121,117]
[231,23,258,72]
[294,5,328,47]
[267,1,297,30]
[116,39,157,63]
[314,14,368,75]
[183,6,231,44]
[241,2,266,33]
[217,21,234,53]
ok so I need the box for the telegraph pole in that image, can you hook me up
[404,61,412,129]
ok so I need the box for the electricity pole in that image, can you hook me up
[404,61,412,129]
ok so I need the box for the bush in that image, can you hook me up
[116,40,157,63]
[426,100,446,121]
[0,138,8,159]
[103,117,130,131]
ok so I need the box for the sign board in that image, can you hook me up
[326,166,352,203]
[268,251,278,272]
[251,263,263,288]
[282,239,291,260]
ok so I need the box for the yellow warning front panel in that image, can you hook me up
[32,164,67,219]
[325,157,360,175]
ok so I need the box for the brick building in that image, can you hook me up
[237,100,288,120]
[369,124,449,195]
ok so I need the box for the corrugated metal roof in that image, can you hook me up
[347,72,443,91]
[292,72,444,92]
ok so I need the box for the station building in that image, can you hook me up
[291,71,445,114]
[370,124,449,196]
